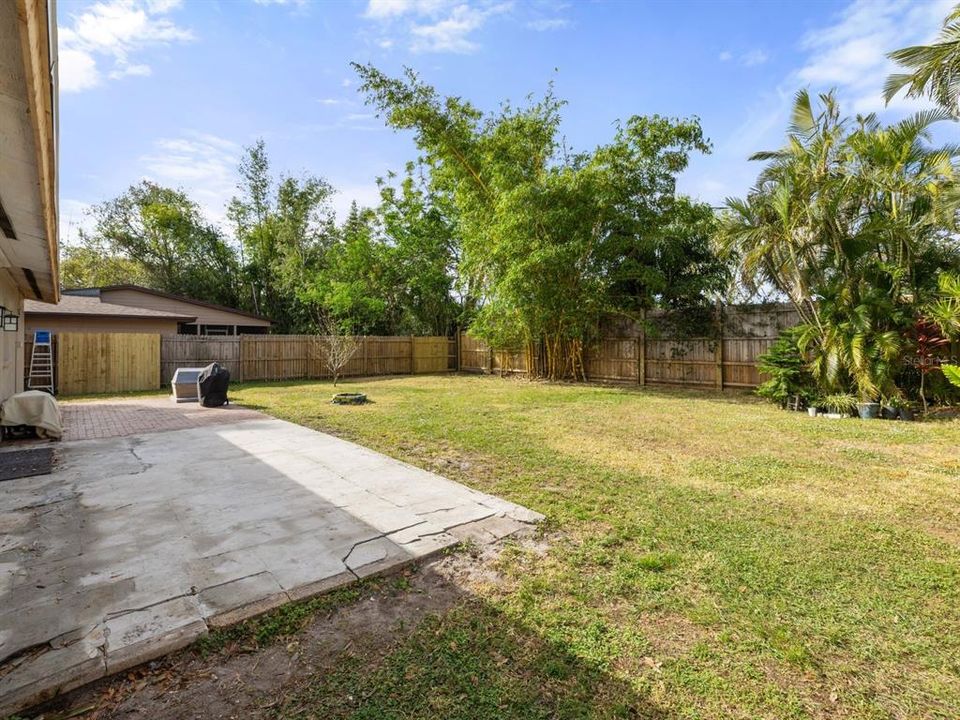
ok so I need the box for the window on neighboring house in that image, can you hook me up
[202,325,232,336]
[177,323,197,335]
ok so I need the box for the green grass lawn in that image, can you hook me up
[229,375,960,719]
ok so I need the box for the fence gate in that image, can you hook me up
[412,337,449,373]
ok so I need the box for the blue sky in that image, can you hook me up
[57,0,956,241]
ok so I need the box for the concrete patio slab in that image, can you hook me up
[0,401,542,715]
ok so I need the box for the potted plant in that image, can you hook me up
[880,395,899,420]
[882,394,905,420]
[889,395,915,421]
[821,393,857,419]
[856,395,881,420]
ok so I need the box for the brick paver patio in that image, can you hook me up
[61,397,264,441]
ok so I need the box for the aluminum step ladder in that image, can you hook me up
[28,330,54,394]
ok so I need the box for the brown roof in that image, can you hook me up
[87,285,271,323]
[24,295,197,321]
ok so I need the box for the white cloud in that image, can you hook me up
[717,49,767,67]
[58,0,193,93]
[683,0,956,206]
[318,97,344,105]
[410,2,511,53]
[145,0,183,11]
[109,62,152,79]
[362,0,512,54]
[527,17,569,31]
[59,47,100,92]
[364,0,448,20]
[740,49,768,67]
[796,0,954,113]
[139,131,240,224]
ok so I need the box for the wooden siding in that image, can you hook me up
[99,289,271,328]
[25,315,179,336]
[0,271,24,401]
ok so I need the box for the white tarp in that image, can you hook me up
[1,390,63,439]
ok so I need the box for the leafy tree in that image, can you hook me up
[60,236,150,288]
[81,181,241,307]
[377,165,463,334]
[228,140,338,332]
[354,64,725,379]
[885,5,960,112]
[315,202,396,334]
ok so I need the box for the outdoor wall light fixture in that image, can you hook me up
[1,307,19,332]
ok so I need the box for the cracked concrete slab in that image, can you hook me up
[0,401,542,716]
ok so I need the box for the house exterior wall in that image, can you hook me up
[99,289,270,329]
[0,269,25,402]
[24,315,180,336]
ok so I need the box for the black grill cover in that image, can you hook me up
[197,362,230,407]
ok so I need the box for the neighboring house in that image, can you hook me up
[0,0,60,401]
[61,286,271,335]
[24,295,196,335]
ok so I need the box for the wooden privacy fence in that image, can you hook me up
[29,333,457,395]
[29,304,795,395]
[160,335,241,384]
[162,335,456,383]
[56,333,160,396]
[459,304,802,389]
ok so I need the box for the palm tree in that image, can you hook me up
[718,90,960,400]
[885,6,960,112]
[716,90,849,331]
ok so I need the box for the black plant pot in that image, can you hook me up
[898,407,915,422]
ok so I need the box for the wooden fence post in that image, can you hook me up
[714,301,724,391]
[457,329,462,372]
[638,308,646,386]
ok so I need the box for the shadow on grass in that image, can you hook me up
[279,586,672,720]
[27,559,671,720]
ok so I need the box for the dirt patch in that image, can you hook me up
[25,536,536,720]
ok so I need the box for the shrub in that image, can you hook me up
[756,328,816,408]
